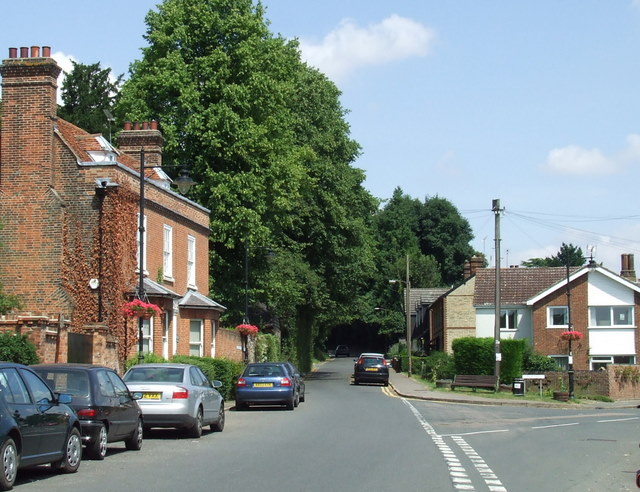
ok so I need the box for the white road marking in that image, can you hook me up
[531,422,579,430]
[597,417,639,423]
[402,398,508,491]
[440,430,510,437]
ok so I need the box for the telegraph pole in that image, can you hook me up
[492,199,503,388]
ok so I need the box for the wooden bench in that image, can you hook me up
[451,374,498,392]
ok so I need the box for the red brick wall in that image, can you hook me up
[532,274,589,369]
[215,328,243,362]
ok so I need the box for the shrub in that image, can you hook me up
[500,339,526,384]
[0,333,38,365]
[452,337,494,375]
[170,355,244,401]
[255,333,280,362]
[123,352,167,372]
[419,351,455,382]
[522,345,560,372]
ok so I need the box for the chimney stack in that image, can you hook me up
[621,254,637,281]
[116,121,164,168]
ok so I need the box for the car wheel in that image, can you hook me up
[294,391,300,408]
[124,418,143,451]
[299,390,305,403]
[85,424,107,460]
[0,437,18,491]
[52,428,82,473]
[211,404,225,432]
[353,379,359,385]
[187,408,203,438]
[286,397,295,411]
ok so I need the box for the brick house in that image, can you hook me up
[0,45,237,368]
[433,254,640,371]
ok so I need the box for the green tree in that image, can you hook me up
[58,61,123,136]
[0,222,21,314]
[521,243,585,267]
[116,0,377,372]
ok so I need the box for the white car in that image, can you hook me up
[123,363,224,438]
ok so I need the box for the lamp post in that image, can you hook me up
[136,148,195,363]
[389,254,412,376]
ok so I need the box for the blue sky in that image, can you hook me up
[2,1,640,273]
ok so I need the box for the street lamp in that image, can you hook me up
[137,148,195,363]
[389,254,412,376]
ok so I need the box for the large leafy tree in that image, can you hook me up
[521,242,585,267]
[116,0,377,371]
[58,61,123,136]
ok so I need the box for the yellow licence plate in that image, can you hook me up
[253,383,273,388]
[142,393,161,399]
[365,368,378,372]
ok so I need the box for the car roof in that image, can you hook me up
[126,363,192,369]
[32,363,111,371]
[358,353,385,358]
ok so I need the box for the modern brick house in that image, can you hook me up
[431,254,640,371]
[0,46,234,368]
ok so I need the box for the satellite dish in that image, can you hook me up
[89,278,100,290]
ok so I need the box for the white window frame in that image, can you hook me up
[589,306,634,327]
[141,318,152,354]
[500,309,518,330]
[590,355,636,371]
[189,319,203,356]
[187,235,196,288]
[136,214,147,274]
[547,306,569,328]
[210,319,217,357]
[163,225,173,280]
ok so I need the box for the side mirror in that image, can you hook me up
[211,380,223,388]
[57,393,72,405]
[131,392,144,400]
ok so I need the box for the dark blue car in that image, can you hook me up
[0,362,82,490]
[235,362,301,411]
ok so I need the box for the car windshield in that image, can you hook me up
[244,365,285,377]
[124,367,184,383]
[36,370,90,397]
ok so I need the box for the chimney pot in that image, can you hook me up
[124,121,131,131]
[30,46,40,58]
[151,120,158,130]
[142,121,149,130]
[42,46,51,57]
[133,122,140,130]
[8,47,17,58]
[20,47,28,58]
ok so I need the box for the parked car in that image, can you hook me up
[353,354,389,386]
[283,361,306,403]
[335,345,350,357]
[123,363,224,438]
[0,362,82,491]
[235,362,301,410]
[32,363,143,460]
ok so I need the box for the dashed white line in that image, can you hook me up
[531,422,580,430]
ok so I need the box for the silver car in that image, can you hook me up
[123,363,224,438]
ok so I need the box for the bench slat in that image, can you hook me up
[451,374,497,391]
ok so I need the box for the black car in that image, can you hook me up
[33,364,143,460]
[353,354,389,386]
[0,362,82,491]
[335,345,350,357]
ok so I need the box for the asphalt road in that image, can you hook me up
[12,358,640,491]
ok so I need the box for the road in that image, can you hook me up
[13,358,640,491]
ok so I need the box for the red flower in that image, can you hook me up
[122,299,162,319]
[560,330,583,341]
[236,324,259,336]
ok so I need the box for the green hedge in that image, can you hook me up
[452,337,494,376]
[255,333,280,362]
[1,333,39,365]
[500,339,526,384]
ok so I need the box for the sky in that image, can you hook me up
[2,1,640,274]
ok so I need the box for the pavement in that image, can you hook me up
[388,368,640,409]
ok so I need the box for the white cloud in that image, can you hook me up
[541,134,640,175]
[52,51,77,104]
[299,14,436,81]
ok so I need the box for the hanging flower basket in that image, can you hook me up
[560,330,583,341]
[236,324,259,336]
[123,299,162,319]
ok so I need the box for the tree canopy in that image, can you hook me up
[521,243,585,268]
[58,61,123,137]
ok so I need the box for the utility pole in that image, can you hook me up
[492,199,502,388]
[406,254,412,376]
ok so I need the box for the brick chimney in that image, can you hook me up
[621,254,636,281]
[117,120,164,168]
[0,46,61,187]
[464,255,485,278]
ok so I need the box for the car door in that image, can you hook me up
[0,368,41,461]
[106,370,140,439]
[94,369,121,437]
[18,368,69,459]
[190,367,216,423]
